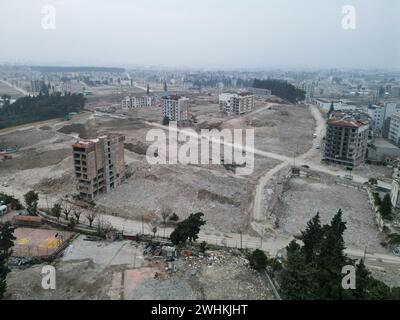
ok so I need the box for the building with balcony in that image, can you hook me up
[72,134,126,200]
[219,92,254,115]
[323,117,369,167]
[161,95,189,123]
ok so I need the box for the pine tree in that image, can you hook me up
[379,194,393,221]
[300,213,323,263]
[280,241,319,299]
[0,222,16,300]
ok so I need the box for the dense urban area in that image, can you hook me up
[1,65,400,300]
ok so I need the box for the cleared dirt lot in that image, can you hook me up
[274,176,385,252]
[0,82,24,99]
[0,93,315,236]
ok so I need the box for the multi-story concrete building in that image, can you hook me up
[368,103,399,137]
[122,95,158,109]
[162,95,189,123]
[323,116,369,167]
[219,92,254,115]
[72,134,126,200]
[392,86,400,98]
[388,112,400,146]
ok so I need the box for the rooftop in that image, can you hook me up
[327,118,368,128]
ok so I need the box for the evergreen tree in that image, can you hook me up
[280,241,316,300]
[170,213,206,245]
[300,213,323,263]
[379,194,393,221]
[0,222,16,300]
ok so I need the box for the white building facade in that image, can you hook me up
[162,95,189,122]
[219,93,254,115]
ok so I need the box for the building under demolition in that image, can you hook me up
[72,134,126,200]
[121,95,158,109]
[161,94,190,124]
[219,92,254,115]
[323,115,369,167]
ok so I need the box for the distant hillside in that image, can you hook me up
[0,93,86,129]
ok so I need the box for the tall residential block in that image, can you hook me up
[389,112,400,146]
[219,92,254,115]
[72,134,126,199]
[323,117,369,167]
[162,95,189,123]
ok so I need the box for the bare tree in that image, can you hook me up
[161,207,173,226]
[73,206,82,224]
[86,209,97,228]
[148,219,158,239]
[96,217,115,238]
[62,200,72,221]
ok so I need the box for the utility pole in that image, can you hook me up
[240,231,243,250]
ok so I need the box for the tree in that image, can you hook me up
[277,210,400,300]
[0,222,16,300]
[68,217,76,231]
[199,241,208,253]
[162,116,170,126]
[86,209,97,228]
[369,178,378,186]
[24,190,39,215]
[280,241,316,300]
[373,193,382,207]
[170,213,206,246]
[63,201,72,221]
[73,207,82,224]
[300,213,323,262]
[0,193,22,210]
[161,207,172,227]
[249,249,268,271]
[380,194,393,221]
[51,202,62,221]
[169,213,179,223]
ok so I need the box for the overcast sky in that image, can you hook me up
[0,0,398,69]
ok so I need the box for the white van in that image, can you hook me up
[0,205,7,216]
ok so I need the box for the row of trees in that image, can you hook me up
[253,78,306,103]
[0,92,86,129]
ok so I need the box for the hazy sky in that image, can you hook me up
[0,0,399,69]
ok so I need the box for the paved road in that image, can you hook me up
[99,213,400,266]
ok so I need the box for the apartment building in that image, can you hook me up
[323,117,369,167]
[388,112,400,146]
[367,103,399,137]
[72,134,126,200]
[219,92,254,115]
[122,95,158,109]
[162,95,189,123]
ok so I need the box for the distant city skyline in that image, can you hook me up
[0,0,399,70]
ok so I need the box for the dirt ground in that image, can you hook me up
[0,82,24,99]
[274,176,386,252]
[0,93,313,235]
[5,235,274,300]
